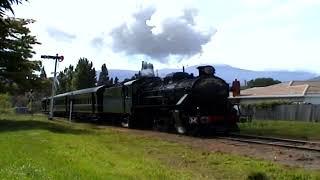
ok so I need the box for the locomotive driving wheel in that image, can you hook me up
[172,110,187,135]
[121,115,130,128]
[152,115,172,132]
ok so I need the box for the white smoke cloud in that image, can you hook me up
[110,7,216,63]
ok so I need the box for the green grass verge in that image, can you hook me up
[239,120,320,140]
[0,114,319,179]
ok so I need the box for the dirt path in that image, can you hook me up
[96,126,320,170]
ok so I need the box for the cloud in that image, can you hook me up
[46,27,76,42]
[110,7,215,63]
[91,37,104,49]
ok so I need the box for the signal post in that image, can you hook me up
[41,54,64,120]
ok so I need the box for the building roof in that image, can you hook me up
[291,81,320,95]
[235,80,320,98]
[41,85,107,100]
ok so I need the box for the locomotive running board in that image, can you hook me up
[176,94,189,106]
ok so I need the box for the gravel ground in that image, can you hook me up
[100,126,320,170]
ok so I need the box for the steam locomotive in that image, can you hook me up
[41,65,239,135]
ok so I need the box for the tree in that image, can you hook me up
[37,76,51,97]
[57,71,67,93]
[0,0,51,100]
[39,66,47,79]
[64,65,74,91]
[72,58,96,90]
[0,18,41,93]
[114,76,119,84]
[56,65,74,93]
[247,78,281,88]
[36,66,51,96]
[0,0,25,17]
[109,77,113,85]
[97,63,110,86]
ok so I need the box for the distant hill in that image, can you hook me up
[309,76,320,81]
[97,64,318,84]
[108,69,139,81]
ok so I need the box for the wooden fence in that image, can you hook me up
[241,104,320,122]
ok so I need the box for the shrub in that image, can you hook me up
[0,93,13,114]
[241,101,292,109]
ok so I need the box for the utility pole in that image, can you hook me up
[41,54,64,120]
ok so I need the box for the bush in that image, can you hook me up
[0,94,13,114]
[241,101,292,109]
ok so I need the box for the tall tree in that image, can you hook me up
[37,75,51,97]
[97,63,110,86]
[0,18,41,93]
[56,71,67,93]
[64,65,74,91]
[114,76,119,84]
[56,65,74,93]
[72,58,96,90]
[109,77,113,85]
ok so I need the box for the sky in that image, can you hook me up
[11,0,320,74]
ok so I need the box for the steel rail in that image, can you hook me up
[229,133,320,145]
[218,134,320,152]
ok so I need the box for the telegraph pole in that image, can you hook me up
[41,54,64,120]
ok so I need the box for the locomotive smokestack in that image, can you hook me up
[197,65,215,77]
[140,61,155,77]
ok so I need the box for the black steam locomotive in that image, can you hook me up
[41,65,239,135]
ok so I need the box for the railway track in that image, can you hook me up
[219,133,320,152]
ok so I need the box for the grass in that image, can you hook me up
[0,114,319,179]
[239,120,320,140]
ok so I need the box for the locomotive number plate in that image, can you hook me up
[189,117,198,124]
